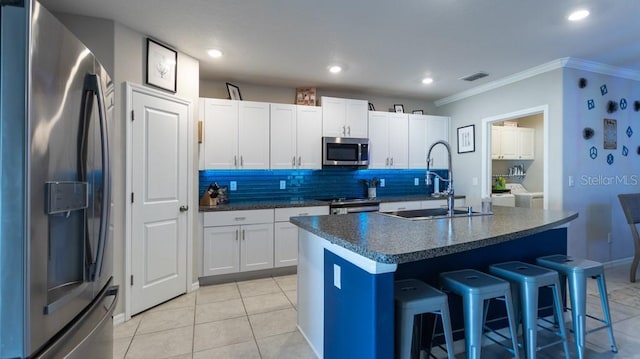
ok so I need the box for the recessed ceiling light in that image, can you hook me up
[207,48,223,58]
[328,65,342,74]
[422,77,434,85]
[568,9,589,21]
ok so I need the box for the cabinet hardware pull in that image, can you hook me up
[385,158,389,166]
[390,157,394,166]
[235,230,239,241]
[398,207,406,210]
[347,126,351,136]
[234,217,246,221]
[342,125,346,136]
[298,156,302,166]
[299,212,309,216]
[242,229,245,240]
[240,155,244,167]
[234,156,238,167]
[292,156,296,166]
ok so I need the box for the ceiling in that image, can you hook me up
[40,0,640,102]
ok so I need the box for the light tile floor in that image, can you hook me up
[114,262,640,358]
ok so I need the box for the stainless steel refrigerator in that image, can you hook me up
[0,0,118,357]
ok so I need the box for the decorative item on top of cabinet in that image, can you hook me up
[412,110,424,115]
[296,87,316,106]
[226,82,242,100]
[393,104,404,113]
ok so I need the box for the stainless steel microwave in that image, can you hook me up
[322,137,369,166]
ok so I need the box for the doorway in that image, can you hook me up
[481,105,549,209]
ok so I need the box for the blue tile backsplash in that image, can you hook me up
[199,168,448,202]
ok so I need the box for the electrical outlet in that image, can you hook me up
[333,264,341,289]
[414,178,419,186]
[280,180,286,190]
[230,181,237,191]
[568,176,574,187]
[380,179,385,187]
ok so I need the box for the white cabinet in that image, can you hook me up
[321,96,368,137]
[424,115,450,169]
[202,209,274,276]
[201,98,270,169]
[420,198,465,209]
[409,114,450,169]
[368,111,408,169]
[270,104,322,169]
[492,126,535,160]
[274,206,329,267]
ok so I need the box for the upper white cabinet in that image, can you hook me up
[368,111,408,169]
[409,114,450,169]
[270,104,322,169]
[321,96,368,138]
[492,125,534,160]
[201,98,270,169]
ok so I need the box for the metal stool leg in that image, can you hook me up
[503,290,521,359]
[397,308,416,359]
[520,284,538,359]
[440,300,457,359]
[551,280,571,359]
[463,294,484,359]
[568,272,587,359]
[596,272,618,353]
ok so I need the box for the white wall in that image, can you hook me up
[562,68,640,262]
[437,69,564,211]
[55,13,200,316]
[200,79,437,115]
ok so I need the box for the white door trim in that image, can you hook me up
[481,105,549,209]
[124,82,194,320]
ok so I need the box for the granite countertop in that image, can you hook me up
[199,195,465,212]
[289,206,578,264]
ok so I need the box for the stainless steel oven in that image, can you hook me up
[328,198,380,215]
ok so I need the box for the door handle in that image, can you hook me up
[179,205,189,212]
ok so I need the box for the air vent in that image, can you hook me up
[460,72,489,82]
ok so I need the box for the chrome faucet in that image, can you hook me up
[425,140,454,216]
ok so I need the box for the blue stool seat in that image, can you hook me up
[440,269,520,359]
[489,261,570,359]
[536,254,618,359]
[395,279,455,359]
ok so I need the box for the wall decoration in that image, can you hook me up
[412,110,424,115]
[623,146,629,157]
[607,153,614,165]
[627,126,633,138]
[607,101,618,113]
[604,119,617,149]
[590,146,598,159]
[579,78,587,88]
[587,99,595,110]
[635,101,640,112]
[583,127,594,139]
[600,84,608,96]
[393,104,405,113]
[226,82,242,100]
[146,38,177,93]
[620,98,628,110]
[457,125,475,153]
[296,87,316,105]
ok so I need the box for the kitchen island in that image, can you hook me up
[290,206,578,358]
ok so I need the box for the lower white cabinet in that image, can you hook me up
[274,206,329,267]
[202,209,274,276]
[202,206,329,276]
[379,198,466,212]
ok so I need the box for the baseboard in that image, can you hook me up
[604,256,633,268]
[199,267,297,286]
[113,312,125,326]
[191,281,200,292]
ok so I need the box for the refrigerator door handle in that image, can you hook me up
[82,73,110,281]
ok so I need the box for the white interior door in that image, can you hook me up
[131,89,189,315]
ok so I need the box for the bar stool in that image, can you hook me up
[439,269,520,359]
[536,254,618,359]
[394,279,455,359]
[489,261,570,359]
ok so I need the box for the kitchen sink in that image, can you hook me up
[380,207,491,220]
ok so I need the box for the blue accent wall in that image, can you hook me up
[199,168,448,202]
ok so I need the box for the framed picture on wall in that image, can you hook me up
[457,124,475,153]
[146,38,177,93]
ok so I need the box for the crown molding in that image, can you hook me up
[435,57,640,107]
